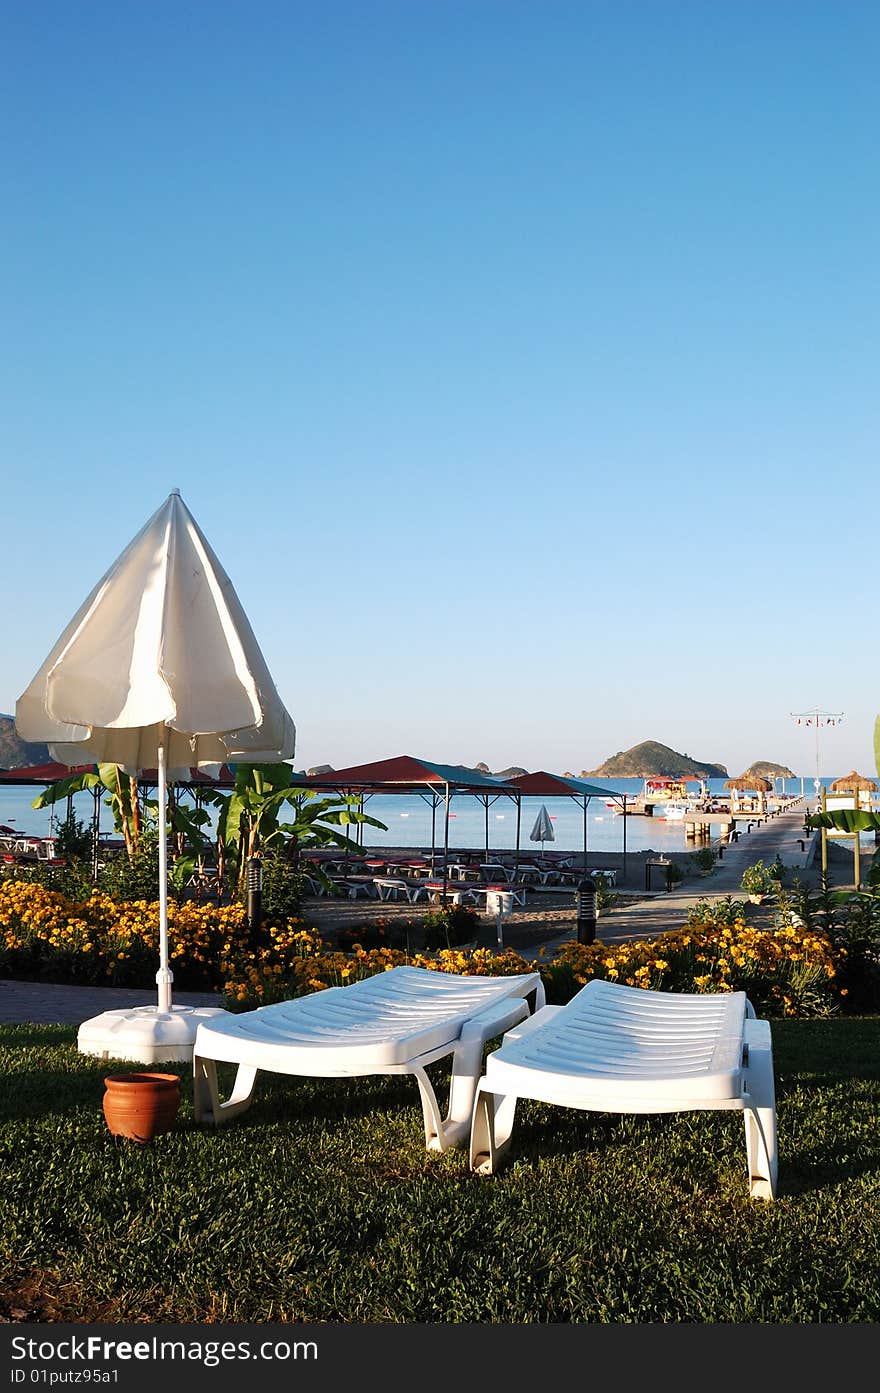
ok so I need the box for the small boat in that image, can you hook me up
[644,777,704,820]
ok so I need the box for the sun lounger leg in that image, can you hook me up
[742,1019,777,1199]
[412,1065,448,1151]
[437,1002,530,1147]
[413,998,532,1152]
[469,1086,518,1175]
[193,1056,259,1126]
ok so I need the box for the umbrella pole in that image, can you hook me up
[156,731,173,1014]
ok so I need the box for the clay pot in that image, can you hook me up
[103,1072,181,1143]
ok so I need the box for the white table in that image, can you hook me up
[471,884,527,908]
[422,882,480,906]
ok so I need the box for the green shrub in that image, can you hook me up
[686,895,746,927]
[53,809,93,862]
[741,860,777,896]
[422,902,479,951]
[97,829,164,901]
[666,861,684,887]
[335,917,418,952]
[248,849,305,921]
[593,874,616,910]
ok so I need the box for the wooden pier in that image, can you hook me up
[682,798,807,843]
[617,796,808,845]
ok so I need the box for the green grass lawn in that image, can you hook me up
[2,1017,879,1323]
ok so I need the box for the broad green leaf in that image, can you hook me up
[806,809,880,833]
[32,770,101,809]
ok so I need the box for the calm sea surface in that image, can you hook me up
[0,775,849,855]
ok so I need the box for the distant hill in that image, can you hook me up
[469,762,528,777]
[743,760,795,779]
[586,741,727,779]
[0,714,50,770]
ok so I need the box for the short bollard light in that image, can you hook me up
[575,876,597,945]
[247,854,263,933]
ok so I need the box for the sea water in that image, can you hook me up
[0,775,854,856]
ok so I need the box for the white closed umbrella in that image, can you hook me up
[15,490,296,1062]
[529,804,554,856]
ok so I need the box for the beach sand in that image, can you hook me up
[304,838,874,955]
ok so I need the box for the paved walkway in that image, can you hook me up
[0,980,222,1026]
[522,806,820,953]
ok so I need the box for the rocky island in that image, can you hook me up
[584,741,727,779]
[0,715,49,770]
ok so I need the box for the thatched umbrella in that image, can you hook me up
[830,770,878,792]
[725,774,772,812]
[830,770,877,815]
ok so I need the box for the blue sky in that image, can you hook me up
[3,2,878,778]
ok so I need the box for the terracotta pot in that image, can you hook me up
[103,1072,181,1143]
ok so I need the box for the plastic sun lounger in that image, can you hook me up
[193,965,546,1153]
[469,979,777,1199]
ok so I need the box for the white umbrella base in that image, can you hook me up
[77,1004,231,1065]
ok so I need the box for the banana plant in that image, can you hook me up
[32,763,152,861]
[203,763,387,889]
[33,765,213,881]
[806,808,880,834]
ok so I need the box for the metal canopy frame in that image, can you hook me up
[299,763,521,896]
[299,759,630,891]
[504,772,629,883]
[1,756,632,891]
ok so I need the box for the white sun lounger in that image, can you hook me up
[470,979,777,1198]
[193,965,545,1152]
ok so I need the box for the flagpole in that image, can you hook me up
[156,727,173,1014]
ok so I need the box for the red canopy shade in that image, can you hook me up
[0,762,235,787]
[0,762,94,783]
[506,771,622,799]
[302,755,508,792]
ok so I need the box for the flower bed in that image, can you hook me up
[0,880,315,998]
[541,918,840,1017]
[0,880,845,1016]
